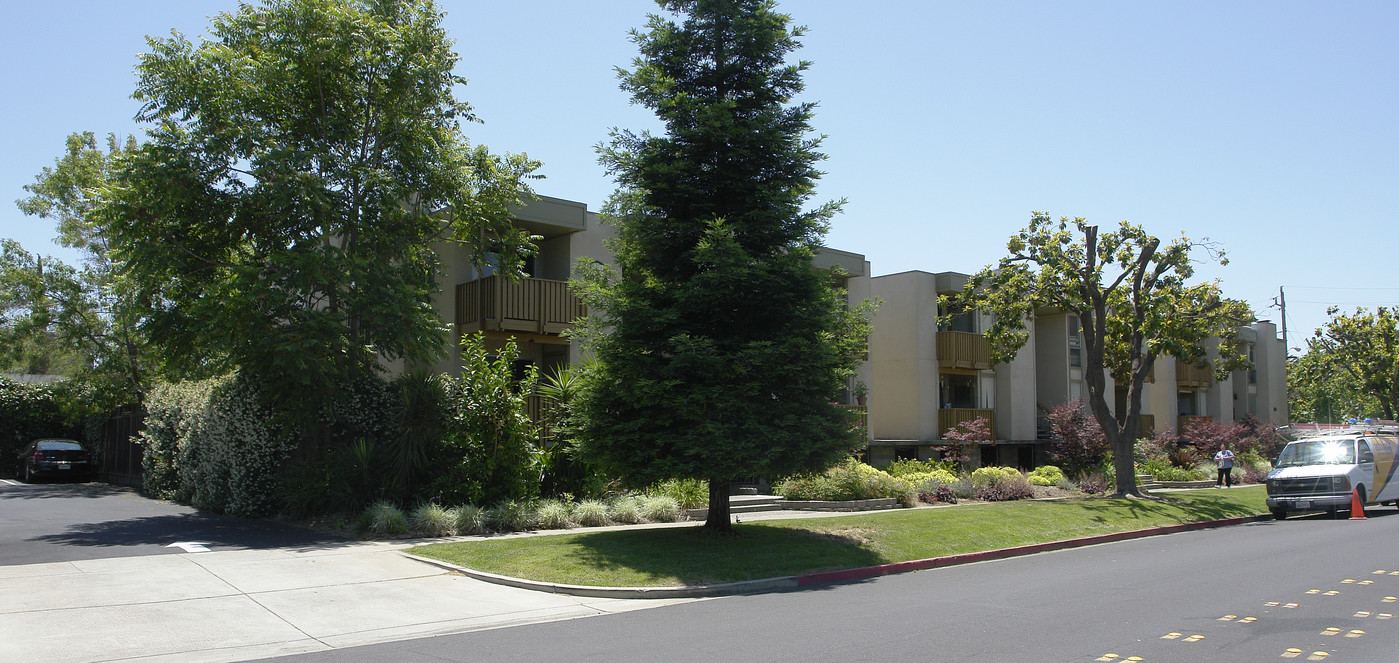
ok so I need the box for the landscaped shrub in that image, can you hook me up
[1079,473,1110,495]
[918,485,959,505]
[638,494,681,522]
[411,502,456,536]
[1027,465,1066,486]
[433,334,540,507]
[452,505,487,535]
[608,495,643,524]
[536,499,574,529]
[647,477,708,509]
[971,466,1023,489]
[362,501,410,536]
[899,468,960,491]
[140,374,296,517]
[486,499,538,532]
[976,474,1035,501]
[1046,399,1109,476]
[775,458,916,507]
[572,499,611,527]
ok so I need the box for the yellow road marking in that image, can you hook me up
[1307,653,1330,661]
[1219,615,1237,621]
[1239,617,1258,624]
[1095,654,1119,661]
[1361,580,1375,585]
[1372,570,1387,575]
[1342,579,1356,584]
[1281,649,1302,659]
[1161,632,1181,640]
[1346,630,1365,638]
[1183,635,1205,643]
[1324,591,1340,596]
[1321,627,1341,636]
[1384,596,1398,603]
[1307,589,1321,594]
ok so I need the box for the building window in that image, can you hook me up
[1068,315,1082,367]
[940,374,977,409]
[939,298,976,333]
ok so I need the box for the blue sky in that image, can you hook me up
[2,1,1396,351]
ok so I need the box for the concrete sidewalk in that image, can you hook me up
[0,540,693,663]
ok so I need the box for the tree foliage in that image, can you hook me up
[7,132,149,401]
[97,0,539,419]
[576,0,868,532]
[957,213,1252,496]
[1304,306,1399,421]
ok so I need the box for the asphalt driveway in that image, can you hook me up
[0,480,347,565]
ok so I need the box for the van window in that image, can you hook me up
[1276,439,1356,467]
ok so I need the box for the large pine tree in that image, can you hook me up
[578,0,865,532]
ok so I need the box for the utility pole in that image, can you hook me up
[1279,285,1286,355]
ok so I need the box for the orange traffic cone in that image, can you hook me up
[1350,488,1367,520]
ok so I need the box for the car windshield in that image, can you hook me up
[36,440,82,451]
[1276,439,1356,467]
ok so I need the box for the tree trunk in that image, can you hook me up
[704,477,733,533]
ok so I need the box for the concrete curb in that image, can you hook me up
[403,513,1273,599]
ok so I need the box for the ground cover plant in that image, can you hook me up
[409,486,1267,587]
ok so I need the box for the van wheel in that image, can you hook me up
[1271,507,1288,520]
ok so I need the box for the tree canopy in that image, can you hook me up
[576,0,868,532]
[97,0,539,418]
[958,213,1251,496]
[1303,306,1399,421]
[7,132,148,401]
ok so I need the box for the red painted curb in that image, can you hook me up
[794,515,1262,588]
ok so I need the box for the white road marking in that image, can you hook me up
[166,542,212,553]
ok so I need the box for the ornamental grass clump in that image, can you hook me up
[410,502,456,536]
[363,500,410,536]
[572,499,611,527]
[638,494,681,522]
[607,495,643,524]
[776,458,916,507]
[452,505,487,535]
[487,499,537,532]
[536,499,574,529]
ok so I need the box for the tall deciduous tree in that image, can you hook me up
[1306,306,1399,421]
[577,0,868,532]
[958,214,1251,497]
[7,132,148,400]
[98,0,538,423]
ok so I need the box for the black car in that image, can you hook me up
[15,439,97,482]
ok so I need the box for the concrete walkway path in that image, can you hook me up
[0,539,692,663]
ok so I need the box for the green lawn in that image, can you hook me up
[408,486,1268,588]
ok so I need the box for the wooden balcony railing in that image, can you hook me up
[1175,359,1213,388]
[938,408,996,439]
[457,275,585,336]
[1117,413,1156,435]
[937,331,993,371]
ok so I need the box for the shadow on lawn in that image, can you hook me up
[1074,490,1264,525]
[563,524,887,586]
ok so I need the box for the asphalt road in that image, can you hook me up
[253,507,1399,662]
[0,479,345,564]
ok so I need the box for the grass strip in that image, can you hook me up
[409,486,1267,588]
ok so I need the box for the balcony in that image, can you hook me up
[939,408,996,439]
[1175,359,1213,388]
[937,331,993,371]
[456,275,585,336]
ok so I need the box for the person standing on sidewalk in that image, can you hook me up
[1214,443,1236,487]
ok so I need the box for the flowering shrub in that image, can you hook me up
[140,375,295,517]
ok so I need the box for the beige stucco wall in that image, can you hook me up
[868,271,940,442]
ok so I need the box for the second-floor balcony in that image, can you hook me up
[1176,359,1213,388]
[937,331,992,371]
[939,408,996,440]
[456,275,585,336]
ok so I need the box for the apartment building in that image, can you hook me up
[859,269,1289,468]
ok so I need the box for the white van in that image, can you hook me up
[1265,429,1399,519]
